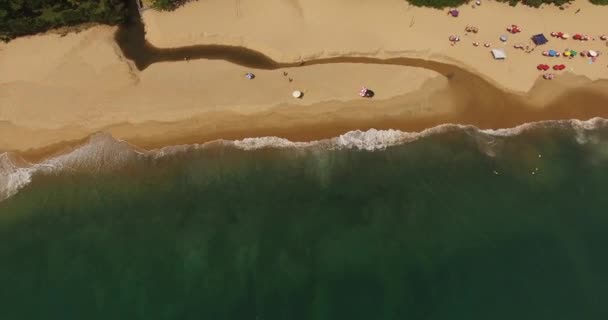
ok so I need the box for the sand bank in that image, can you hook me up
[142,0,608,93]
[0,26,448,154]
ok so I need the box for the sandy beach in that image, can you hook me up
[1,0,608,158]
[142,0,608,92]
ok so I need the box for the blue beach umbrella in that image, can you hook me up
[548,50,557,57]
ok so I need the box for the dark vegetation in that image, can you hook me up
[0,0,129,41]
[500,0,570,7]
[407,0,604,8]
[151,0,194,11]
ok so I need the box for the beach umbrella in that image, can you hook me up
[563,51,571,57]
[559,64,566,70]
[544,64,550,70]
[570,50,577,56]
[548,50,557,56]
[245,72,255,79]
[562,33,570,39]
[359,87,368,97]
[557,32,564,37]
[553,65,559,70]
[601,35,608,40]
[588,50,598,57]
[500,35,508,42]
[292,90,303,98]
[537,64,544,70]
[550,32,557,37]
[573,34,581,40]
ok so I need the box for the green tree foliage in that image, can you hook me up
[0,0,128,40]
[150,0,192,11]
[407,0,605,8]
[151,0,174,10]
[498,0,571,7]
[407,0,472,8]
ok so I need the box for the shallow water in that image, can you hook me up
[1,123,608,319]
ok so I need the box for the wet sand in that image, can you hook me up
[11,72,608,163]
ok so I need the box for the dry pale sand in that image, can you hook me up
[143,0,608,92]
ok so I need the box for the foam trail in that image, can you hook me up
[0,153,33,202]
[1,118,607,203]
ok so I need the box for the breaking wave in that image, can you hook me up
[1,118,607,203]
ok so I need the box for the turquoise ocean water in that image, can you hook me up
[1,120,608,319]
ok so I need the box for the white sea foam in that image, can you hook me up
[1,118,607,203]
[0,153,33,202]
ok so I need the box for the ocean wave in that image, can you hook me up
[1,118,607,203]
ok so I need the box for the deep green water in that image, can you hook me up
[1,128,608,319]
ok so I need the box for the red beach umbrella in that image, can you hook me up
[553,65,559,70]
[559,64,566,70]
[537,64,544,70]
[544,64,550,70]
[573,34,582,40]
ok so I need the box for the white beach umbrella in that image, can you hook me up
[292,90,303,98]
[561,33,570,39]
[588,50,598,57]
